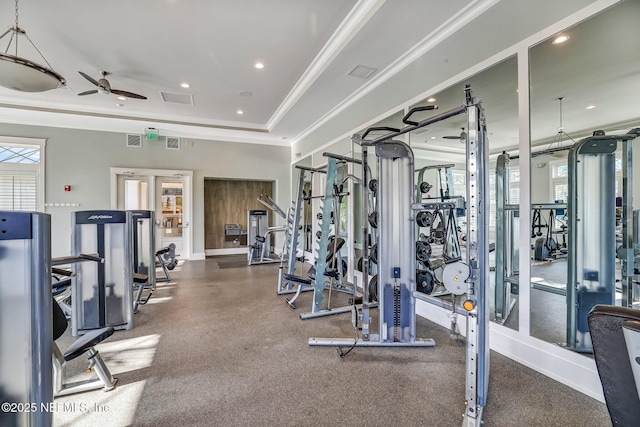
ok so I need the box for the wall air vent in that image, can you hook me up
[160,92,194,105]
[166,137,180,150]
[347,64,377,79]
[126,134,142,148]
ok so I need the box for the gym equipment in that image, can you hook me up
[250,195,288,266]
[531,208,547,238]
[130,210,156,312]
[413,201,462,297]
[588,305,640,425]
[71,210,134,335]
[156,243,177,282]
[298,153,362,319]
[52,297,116,396]
[247,210,272,264]
[368,211,378,228]
[532,205,567,261]
[624,320,640,401]
[311,86,491,427]
[494,153,519,324]
[0,211,53,426]
[258,193,287,220]
[617,131,640,310]
[415,163,455,202]
[278,164,326,295]
[566,130,638,352]
[283,235,346,309]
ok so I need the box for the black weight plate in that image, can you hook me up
[368,274,378,302]
[368,211,378,229]
[369,179,378,193]
[416,269,435,294]
[415,241,432,262]
[419,181,433,194]
[416,211,433,228]
[369,244,378,264]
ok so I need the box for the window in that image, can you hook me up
[0,138,45,211]
[0,173,37,211]
[509,168,520,204]
[550,161,568,203]
[451,171,466,197]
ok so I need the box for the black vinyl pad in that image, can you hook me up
[64,327,115,361]
[282,273,312,286]
[588,304,640,426]
[52,298,68,341]
[133,273,148,283]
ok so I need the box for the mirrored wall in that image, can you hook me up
[529,0,640,346]
[407,55,519,330]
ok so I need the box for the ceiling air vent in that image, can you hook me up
[126,134,142,148]
[348,64,377,79]
[160,92,194,105]
[166,137,180,150]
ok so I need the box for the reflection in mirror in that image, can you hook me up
[291,156,313,256]
[409,55,519,330]
[529,1,640,349]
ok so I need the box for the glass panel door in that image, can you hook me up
[156,178,186,257]
[117,175,150,210]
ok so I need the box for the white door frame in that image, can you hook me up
[110,167,194,260]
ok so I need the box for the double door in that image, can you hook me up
[112,168,191,259]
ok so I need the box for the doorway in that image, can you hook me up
[111,168,193,259]
[204,178,275,256]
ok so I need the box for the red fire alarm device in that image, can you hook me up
[64,185,71,192]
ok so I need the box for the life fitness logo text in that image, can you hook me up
[88,215,113,220]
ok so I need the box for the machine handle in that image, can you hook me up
[402,105,438,126]
[362,126,400,140]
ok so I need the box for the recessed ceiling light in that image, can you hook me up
[430,136,436,140]
[237,110,244,115]
[180,82,190,88]
[427,97,436,102]
[585,105,596,110]
[552,35,570,45]
[117,96,127,101]
[239,91,253,97]
[254,62,264,69]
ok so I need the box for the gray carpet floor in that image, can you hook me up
[53,256,611,426]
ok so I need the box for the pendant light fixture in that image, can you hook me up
[0,0,66,92]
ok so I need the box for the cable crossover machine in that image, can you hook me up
[309,85,491,427]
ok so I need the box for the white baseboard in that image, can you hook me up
[205,248,248,256]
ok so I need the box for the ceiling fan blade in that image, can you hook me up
[443,135,461,139]
[111,89,147,100]
[78,71,100,86]
[77,89,98,96]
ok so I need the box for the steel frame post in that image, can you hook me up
[463,90,490,427]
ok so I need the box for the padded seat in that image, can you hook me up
[156,247,171,256]
[52,295,115,361]
[282,273,312,286]
[133,273,148,283]
[64,327,115,361]
[588,304,640,426]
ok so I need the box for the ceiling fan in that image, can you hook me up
[77,71,147,99]
[443,127,467,143]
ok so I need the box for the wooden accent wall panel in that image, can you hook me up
[204,179,274,249]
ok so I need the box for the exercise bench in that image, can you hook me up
[52,297,117,397]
